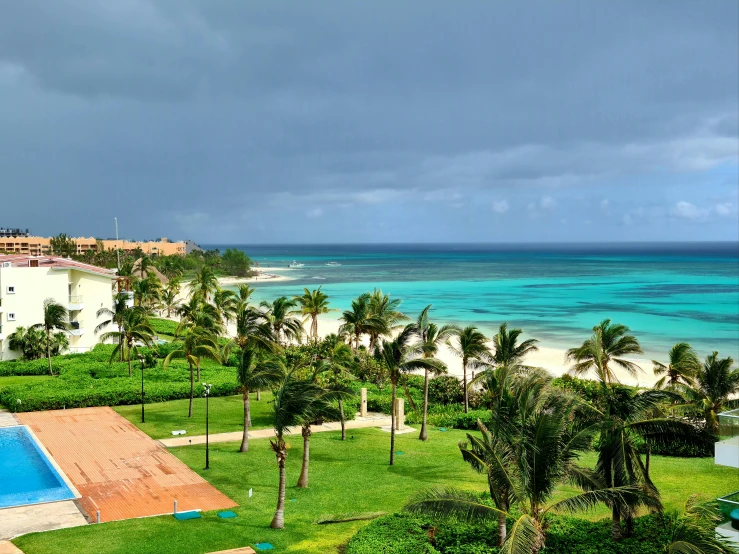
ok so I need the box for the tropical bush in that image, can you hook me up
[346,513,439,554]
[428,375,464,405]
[149,317,179,337]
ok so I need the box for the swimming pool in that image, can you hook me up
[0,426,75,508]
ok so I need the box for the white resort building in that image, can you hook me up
[0,255,117,360]
[717,409,739,544]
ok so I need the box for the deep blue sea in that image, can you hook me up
[204,243,739,360]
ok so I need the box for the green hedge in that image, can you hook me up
[405,405,490,430]
[347,512,682,554]
[346,514,440,554]
[150,317,179,337]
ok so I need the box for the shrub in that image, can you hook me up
[346,513,439,554]
[149,318,179,337]
[428,375,463,405]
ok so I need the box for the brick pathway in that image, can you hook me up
[18,407,236,522]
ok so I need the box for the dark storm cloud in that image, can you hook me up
[1,0,737,242]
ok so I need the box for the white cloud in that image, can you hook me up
[601,198,609,209]
[670,201,709,220]
[539,196,557,210]
[306,207,323,219]
[492,200,509,213]
[715,202,735,217]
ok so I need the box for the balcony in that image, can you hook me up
[68,321,85,337]
[716,409,739,469]
[68,295,84,311]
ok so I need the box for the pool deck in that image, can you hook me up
[17,407,237,523]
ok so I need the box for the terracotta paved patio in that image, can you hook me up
[18,407,236,522]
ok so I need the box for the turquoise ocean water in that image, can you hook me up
[205,243,739,360]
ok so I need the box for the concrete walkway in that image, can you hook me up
[0,501,87,541]
[0,541,24,554]
[160,412,393,447]
[0,409,17,428]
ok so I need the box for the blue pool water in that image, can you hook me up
[0,426,75,508]
[207,243,739,359]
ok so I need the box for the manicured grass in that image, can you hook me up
[14,428,737,554]
[114,393,276,439]
[0,375,54,390]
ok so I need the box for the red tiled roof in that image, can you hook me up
[0,254,115,277]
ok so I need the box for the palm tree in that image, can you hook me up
[317,335,356,440]
[190,265,219,303]
[367,289,406,350]
[414,305,457,440]
[236,348,284,452]
[270,369,324,529]
[158,288,179,319]
[7,326,45,360]
[96,292,131,360]
[680,352,739,433]
[233,301,278,406]
[448,326,490,413]
[260,296,303,344]
[664,496,737,554]
[407,388,653,554]
[294,287,332,341]
[492,322,538,366]
[31,299,69,375]
[235,284,255,309]
[339,293,382,351]
[652,342,701,390]
[566,319,643,385]
[133,274,162,310]
[99,307,155,377]
[163,326,221,417]
[49,331,69,356]
[137,254,153,279]
[375,324,445,465]
[213,288,237,326]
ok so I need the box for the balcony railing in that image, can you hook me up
[68,321,84,336]
[716,410,739,469]
[69,295,84,304]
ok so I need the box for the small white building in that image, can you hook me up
[0,255,117,360]
[716,409,739,544]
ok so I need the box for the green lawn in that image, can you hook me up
[0,375,54,389]
[114,393,275,439]
[13,427,738,554]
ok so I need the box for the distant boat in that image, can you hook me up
[325,262,341,267]
[288,261,304,268]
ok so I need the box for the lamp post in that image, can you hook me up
[203,383,212,470]
[139,356,145,423]
[114,217,120,272]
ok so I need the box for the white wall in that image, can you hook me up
[0,266,114,360]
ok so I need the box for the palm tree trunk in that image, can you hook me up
[497,511,507,547]
[390,381,397,466]
[339,399,346,441]
[611,507,622,541]
[270,447,287,529]
[463,358,469,413]
[419,367,429,441]
[312,315,318,340]
[47,338,53,376]
[240,389,250,453]
[127,357,132,378]
[645,439,651,481]
[256,390,261,401]
[188,362,194,418]
[297,424,311,488]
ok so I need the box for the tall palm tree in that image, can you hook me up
[653,342,701,390]
[407,388,652,554]
[270,368,324,529]
[236,348,284,452]
[375,324,445,465]
[31,299,69,375]
[317,335,356,440]
[99,307,155,377]
[176,296,224,381]
[158,288,179,319]
[260,296,303,344]
[235,284,255,309]
[133,274,162,310]
[566,319,643,385]
[296,359,353,488]
[414,305,457,440]
[49,331,69,356]
[492,322,538,366]
[163,326,221,417]
[294,287,332,341]
[680,352,739,433]
[96,292,132,359]
[137,254,153,279]
[190,265,219,303]
[339,293,381,351]
[233,301,278,405]
[448,326,490,413]
[213,288,238,326]
[367,289,406,350]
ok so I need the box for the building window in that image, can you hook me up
[7,313,16,321]
[6,286,15,294]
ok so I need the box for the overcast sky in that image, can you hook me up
[1,1,737,243]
